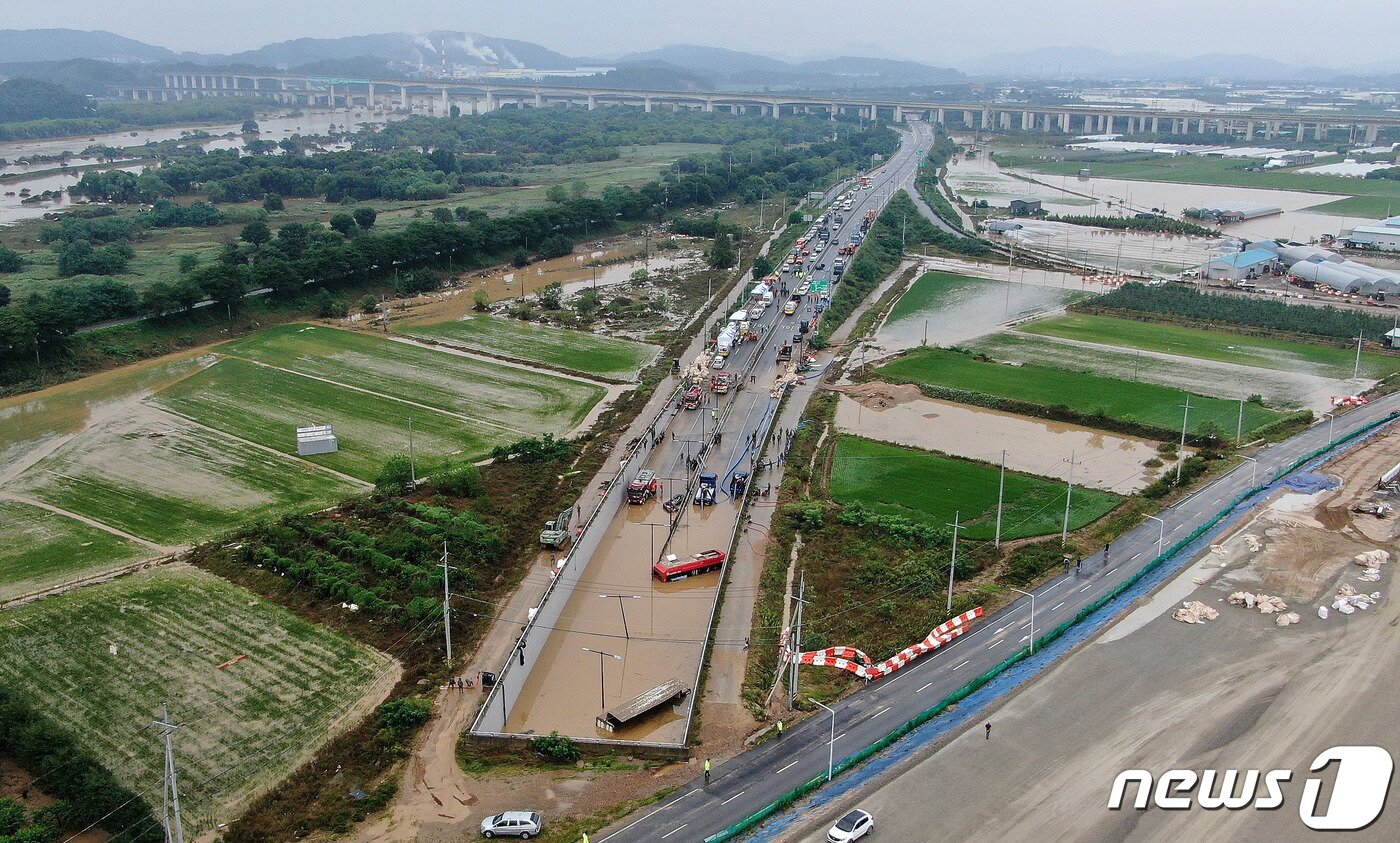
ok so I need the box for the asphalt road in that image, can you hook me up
[597,380,1400,840]
[504,125,934,740]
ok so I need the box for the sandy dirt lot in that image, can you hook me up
[789,428,1400,842]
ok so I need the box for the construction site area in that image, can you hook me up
[786,423,1400,842]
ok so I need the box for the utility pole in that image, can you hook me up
[946,511,961,613]
[789,573,808,711]
[1061,452,1076,545]
[440,542,455,662]
[155,704,185,843]
[1354,332,1364,380]
[408,416,417,489]
[1177,396,1191,483]
[1236,397,1245,446]
[994,452,1007,548]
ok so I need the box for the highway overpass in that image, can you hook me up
[113,73,1400,144]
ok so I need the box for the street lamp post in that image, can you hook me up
[1241,455,1259,487]
[581,647,621,710]
[598,594,641,640]
[1008,587,1037,655]
[1326,412,1336,444]
[810,698,836,782]
[1144,514,1165,559]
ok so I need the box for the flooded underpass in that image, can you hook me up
[499,334,791,741]
[833,387,1166,493]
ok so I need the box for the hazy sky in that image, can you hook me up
[6,0,1398,67]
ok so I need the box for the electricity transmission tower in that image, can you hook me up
[154,703,185,843]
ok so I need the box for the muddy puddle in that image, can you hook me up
[834,388,1165,493]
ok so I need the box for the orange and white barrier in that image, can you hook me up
[790,607,984,680]
[1332,395,1370,408]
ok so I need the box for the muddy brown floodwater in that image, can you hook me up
[834,387,1166,493]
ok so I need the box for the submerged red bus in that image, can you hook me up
[652,549,727,582]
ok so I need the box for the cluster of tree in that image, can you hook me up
[0,686,161,842]
[1364,166,1400,181]
[3,121,893,365]
[1045,214,1216,237]
[1084,281,1399,342]
[357,107,842,168]
[0,795,64,843]
[224,493,502,627]
[0,78,92,123]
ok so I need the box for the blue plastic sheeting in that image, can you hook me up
[1282,472,1341,494]
[746,423,1393,842]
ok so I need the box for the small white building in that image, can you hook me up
[296,425,339,456]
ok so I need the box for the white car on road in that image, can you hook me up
[481,810,542,839]
[826,808,874,842]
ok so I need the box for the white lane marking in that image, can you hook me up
[1107,566,1118,576]
[661,824,688,839]
[721,791,746,806]
[953,660,969,671]
[987,641,1001,650]
[1042,581,1064,593]
[1079,582,1094,593]
[1052,601,1066,611]
[871,706,890,719]
[834,732,847,742]
[994,625,1007,634]
[777,759,800,773]
[917,681,934,692]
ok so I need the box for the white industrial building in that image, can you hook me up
[1344,216,1400,252]
[1242,240,1400,295]
[296,425,339,456]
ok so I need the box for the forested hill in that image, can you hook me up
[0,77,94,122]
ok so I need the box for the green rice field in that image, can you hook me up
[1019,313,1400,380]
[0,566,394,831]
[151,358,502,482]
[879,347,1287,436]
[886,271,990,324]
[14,407,362,544]
[403,314,658,381]
[0,499,149,601]
[830,436,1122,540]
[219,324,605,433]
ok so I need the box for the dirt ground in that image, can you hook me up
[0,757,109,842]
[786,426,1400,842]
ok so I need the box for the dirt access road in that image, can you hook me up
[789,428,1400,842]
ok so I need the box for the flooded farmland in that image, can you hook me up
[945,151,1353,244]
[834,387,1166,494]
[0,108,402,225]
[876,265,1083,352]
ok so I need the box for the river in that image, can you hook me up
[0,107,404,225]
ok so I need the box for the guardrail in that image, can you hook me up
[704,411,1399,842]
